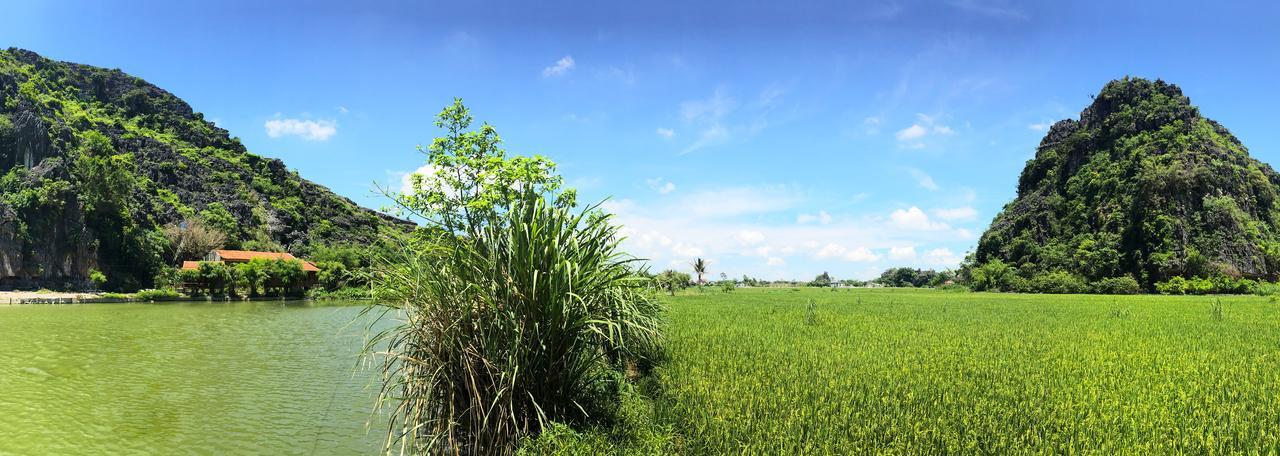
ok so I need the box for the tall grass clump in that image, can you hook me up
[365,100,663,455]
[367,196,662,454]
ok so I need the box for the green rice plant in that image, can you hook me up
[1210,298,1224,321]
[1107,300,1131,319]
[654,288,1280,453]
[365,195,663,455]
[804,298,817,326]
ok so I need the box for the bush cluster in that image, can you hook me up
[1154,276,1261,295]
[967,260,1145,294]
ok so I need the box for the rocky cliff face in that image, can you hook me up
[974,77,1280,287]
[0,48,410,290]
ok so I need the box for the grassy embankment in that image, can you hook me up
[532,287,1280,453]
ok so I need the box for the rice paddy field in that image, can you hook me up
[653,288,1280,454]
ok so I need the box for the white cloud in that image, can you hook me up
[889,246,917,260]
[815,244,882,263]
[895,124,928,141]
[844,246,882,262]
[895,113,955,146]
[656,127,675,139]
[264,117,337,141]
[683,124,729,154]
[675,185,801,218]
[645,177,677,195]
[797,211,832,224]
[681,88,735,123]
[889,206,950,231]
[671,242,704,258]
[1029,122,1050,132]
[814,243,847,259]
[599,65,636,85]
[734,230,766,245]
[923,248,962,266]
[677,85,783,155]
[542,55,575,77]
[932,207,977,221]
[337,106,349,114]
[679,88,736,154]
[604,185,975,280]
[907,168,939,191]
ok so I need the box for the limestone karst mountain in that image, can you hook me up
[973,77,1280,289]
[0,48,409,290]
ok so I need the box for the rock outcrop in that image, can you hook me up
[0,48,410,290]
[974,77,1280,287]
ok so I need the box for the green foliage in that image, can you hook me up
[1154,275,1261,295]
[975,77,1280,290]
[0,49,406,291]
[366,192,663,454]
[1022,270,1089,294]
[367,100,662,454]
[658,288,1280,453]
[87,268,107,289]
[197,262,232,297]
[809,271,833,287]
[965,259,1018,292]
[152,267,180,290]
[877,267,950,288]
[178,258,304,298]
[390,98,574,231]
[516,388,676,455]
[1090,276,1142,294]
[690,258,707,285]
[654,270,691,296]
[135,288,180,301]
[305,286,371,300]
[197,203,238,245]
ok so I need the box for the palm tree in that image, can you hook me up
[691,258,708,285]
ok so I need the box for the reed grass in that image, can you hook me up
[364,196,663,455]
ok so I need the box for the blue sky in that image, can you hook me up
[4,1,1279,280]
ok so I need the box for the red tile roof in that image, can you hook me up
[215,250,300,261]
[183,250,320,272]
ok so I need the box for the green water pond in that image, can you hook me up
[0,301,390,455]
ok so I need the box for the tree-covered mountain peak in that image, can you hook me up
[972,77,1280,292]
[0,48,408,290]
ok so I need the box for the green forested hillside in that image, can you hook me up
[971,77,1280,291]
[0,48,408,290]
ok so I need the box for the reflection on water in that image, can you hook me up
[0,301,390,454]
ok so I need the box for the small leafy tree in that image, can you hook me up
[388,98,574,233]
[655,270,691,296]
[197,262,229,296]
[87,268,108,290]
[315,261,349,291]
[237,260,267,297]
[810,271,833,287]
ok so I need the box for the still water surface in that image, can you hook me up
[0,301,388,455]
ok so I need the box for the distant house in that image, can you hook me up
[181,249,319,285]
